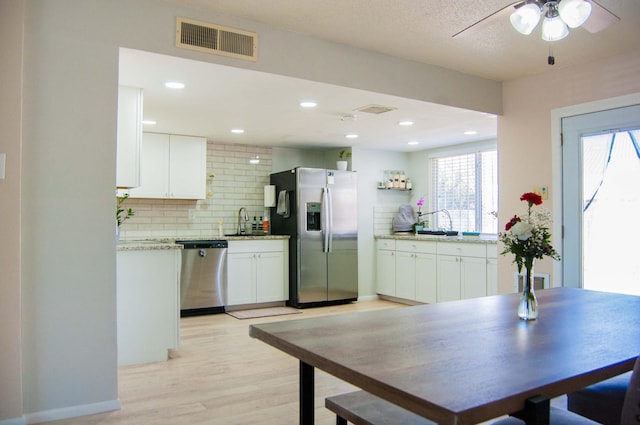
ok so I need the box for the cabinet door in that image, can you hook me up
[460,256,488,299]
[395,251,416,300]
[486,258,498,296]
[116,86,142,188]
[168,135,206,199]
[128,133,169,198]
[415,253,437,304]
[437,255,461,302]
[256,251,285,302]
[376,249,396,296]
[227,252,255,305]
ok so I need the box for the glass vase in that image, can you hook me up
[518,261,538,320]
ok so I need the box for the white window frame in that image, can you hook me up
[426,140,498,233]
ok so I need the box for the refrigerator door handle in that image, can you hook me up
[322,187,330,253]
[327,186,333,252]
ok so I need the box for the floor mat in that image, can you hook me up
[226,306,302,319]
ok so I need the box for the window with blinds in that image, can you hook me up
[430,149,498,233]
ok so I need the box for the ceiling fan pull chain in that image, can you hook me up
[548,45,555,65]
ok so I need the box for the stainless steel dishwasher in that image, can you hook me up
[176,240,228,316]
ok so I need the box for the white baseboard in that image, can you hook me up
[24,399,121,424]
[0,417,26,425]
[357,294,379,302]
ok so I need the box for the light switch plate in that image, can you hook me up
[0,153,6,180]
[532,186,548,200]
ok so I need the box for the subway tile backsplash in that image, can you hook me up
[119,141,272,240]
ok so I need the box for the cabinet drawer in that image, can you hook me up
[396,240,437,254]
[437,242,486,258]
[228,240,284,253]
[377,239,396,250]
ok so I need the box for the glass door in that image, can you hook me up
[562,104,640,294]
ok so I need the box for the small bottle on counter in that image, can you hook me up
[252,216,257,232]
[258,216,263,232]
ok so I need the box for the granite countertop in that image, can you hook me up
[376,233,498,244]
[117,235,290,251]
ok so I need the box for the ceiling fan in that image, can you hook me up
[452,0,620,39]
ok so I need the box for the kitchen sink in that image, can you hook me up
[417,230,459,236]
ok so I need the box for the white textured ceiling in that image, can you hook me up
[120,1,640,151]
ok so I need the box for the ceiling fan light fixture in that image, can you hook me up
[541,3,569,41]
[558,0,592,28]
[510,1,542,35]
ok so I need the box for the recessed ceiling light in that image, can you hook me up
[231,128,245,134]
[300,101,317,108]
[141,119,156,125]
[345,134,359,139]
[399,121,414,126]
[164,81,185,89]
[408,141,419,145]
[464,130,478,135]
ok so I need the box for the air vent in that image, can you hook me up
[355,104,397,114]
[176,17,257,61]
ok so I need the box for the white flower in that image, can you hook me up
[511,221,533,241]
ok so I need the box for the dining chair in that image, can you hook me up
[567,371,630,425]
[492,354,640,425]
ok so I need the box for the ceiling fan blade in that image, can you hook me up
[452,1,523,38]
[581,0,620,33]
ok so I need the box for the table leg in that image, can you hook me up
[512,395,550,425]
[300,361,314,424]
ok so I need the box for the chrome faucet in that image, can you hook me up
[237,207,250,234]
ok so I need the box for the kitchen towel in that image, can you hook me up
[277,190,290,218]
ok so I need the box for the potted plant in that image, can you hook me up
[116,193,135,241]
[337,149,351,171]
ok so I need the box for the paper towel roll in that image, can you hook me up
[264,185,276,207]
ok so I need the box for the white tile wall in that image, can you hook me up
[373,205,405,235]
[119,141,272,240]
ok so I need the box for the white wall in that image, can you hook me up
[271,147,327,172]
[14,0,503,421]
[498,48,640,294]
[353,148,410,297]
[0,0,25,422]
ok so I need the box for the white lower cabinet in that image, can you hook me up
[376,242,396,297]
[395,240,437,303]
[227,240,288,307]
[116,248,180,366]
[486,245,498,296]
[437,242,488,302]
[376,238,495,304]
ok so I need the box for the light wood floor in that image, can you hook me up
[43,299,406,425]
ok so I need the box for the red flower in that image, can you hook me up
[505,215,521,231]
[520,192,543,206]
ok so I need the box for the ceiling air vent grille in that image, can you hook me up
[176,17,257,61]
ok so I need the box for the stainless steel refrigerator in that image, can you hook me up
[270,167,358,307]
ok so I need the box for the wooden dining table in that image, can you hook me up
[249,288,640,424]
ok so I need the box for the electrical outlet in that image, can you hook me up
[188,209,195,220]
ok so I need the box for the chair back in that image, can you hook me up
[621,355,640,425]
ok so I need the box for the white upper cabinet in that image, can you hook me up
[129,132,206,199]
[116,86,143,188]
